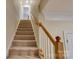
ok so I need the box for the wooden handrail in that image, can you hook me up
[37,21,64,59]
[38,21,56,47]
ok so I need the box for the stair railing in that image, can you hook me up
[37,21,64,59]
[38,21,56,46]
[31,15,64,59]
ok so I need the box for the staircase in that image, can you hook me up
[7,20,41,59]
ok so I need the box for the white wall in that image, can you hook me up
[31,16,39,47]
[6,0,19,56]
[45,20,73,37]
[45,20,72,30]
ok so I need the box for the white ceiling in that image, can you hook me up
[43,0,73,21]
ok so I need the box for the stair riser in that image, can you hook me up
[19,22,31,25]
[19,23,32,26]
[18,26,32,28]
[18,20,32,28]
[16,31,34,35]
[14,35,35,40]
[19,22,31,24]
[12,41,36,47]
[17,28,33,31]
[9,49,39,57]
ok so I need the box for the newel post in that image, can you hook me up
[55,36,64,59]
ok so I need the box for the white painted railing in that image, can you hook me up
[31,16,55,59]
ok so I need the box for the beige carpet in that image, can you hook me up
[7,20,40,59]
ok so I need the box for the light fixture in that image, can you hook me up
[26,0,29,4]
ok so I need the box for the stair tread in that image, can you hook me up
[10,47,38,50]
[19,20,31,23]
[16,31,34,35]
[15,35,35,36]
[12,40,37,47]
[8,55,40,59]
[18,26,32,28]
[14,35,35,40]
[17,28,33,31]
[16,31,33,32]
[13,40,36,42]
[18,23,32,28]
[9,47,39,57]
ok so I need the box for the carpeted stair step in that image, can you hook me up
[9,47,39,57]
[12,40,37,47]
[17,28,33,31]
[14,35,35,40]
[18,25,32,28]
[16,31,34,35]
[8,55,40,59]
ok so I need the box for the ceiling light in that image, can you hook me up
[26,0,29,4]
